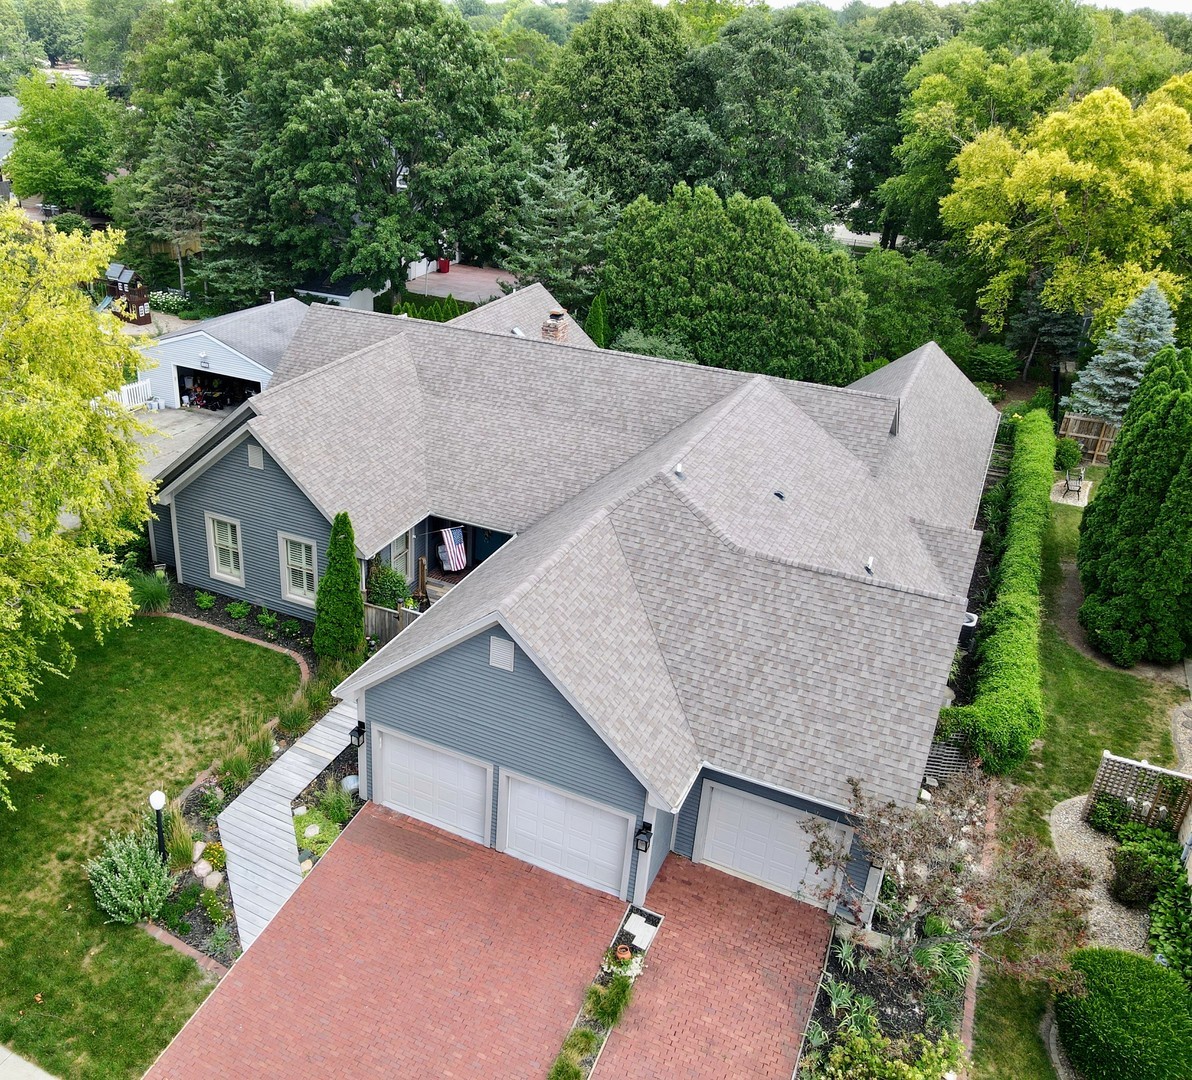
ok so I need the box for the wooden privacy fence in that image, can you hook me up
[1082,750,1192,834]
[1059,413,1118,466]
[363,602,419,649]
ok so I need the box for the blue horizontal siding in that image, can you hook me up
[150,502,175,568]
[172,437,332,620]
[647,808,675,892]
[365,630,647,897]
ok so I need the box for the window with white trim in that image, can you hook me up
[206,514,244,585]
[390,530,411,578]
[279,534,317,603]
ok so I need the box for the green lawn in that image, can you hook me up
[0,617,299,1079]
[971,494,1184,1078]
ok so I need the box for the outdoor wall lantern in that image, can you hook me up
[148,789,167,864]
[634,823,653,854]
[350,721,366,749]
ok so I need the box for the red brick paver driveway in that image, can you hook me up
[600,857,832,1080]
[146,803,623,1079]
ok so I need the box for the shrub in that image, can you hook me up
[207,924,234,958]
[52,212,92,236]
[276,700,312,737]
[546,1057,583,1080]
[1023,385,1053,413]
[1108,827,1183,908]
[280,618,301,637]
[366,564,412,610]
[585,973,633,1028]
[1150,877,1192,985]
[200,889,228,925]
[316,776,354,824]
[1055,948,1192,1080]
[313,512,365,662]
[1055,436,1083,472]
[218,747,251,791]
[225,600,251,622]
[203,841,226,872]
[256,608,278,630]
[149,290,189,315]
[293,809,340,857]
[194,590,216,610]
[197,785,224,822]
[806,1030,965,1080]
[160,883,202,935]
[962,342,1019,382]
[129,571,171,613]
[561,1027,600,1058]
[1087,794,1130,837]
[87,831,175,924]
[941,411,1052,772]
[164,803,194,872]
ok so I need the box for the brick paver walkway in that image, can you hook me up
[146,804,624,1079]
[600,857,832,1080]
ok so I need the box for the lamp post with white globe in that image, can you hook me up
[148,790,167,864]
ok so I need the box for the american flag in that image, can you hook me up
[441,527,467,571]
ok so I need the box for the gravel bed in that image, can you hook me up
[1049,796,1148,954]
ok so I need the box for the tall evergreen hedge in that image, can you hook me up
[313,512,365,663]
[941,410,1053,772]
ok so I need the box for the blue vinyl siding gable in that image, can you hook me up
[365,630,647,897]
[172,438,332,620]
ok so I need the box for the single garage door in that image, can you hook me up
[504,777,631,897]
[380,733,490,844]
[698,783,846,907]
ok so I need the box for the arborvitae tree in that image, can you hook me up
[1064,282,1175,424]
[498,131,615,313]
[583,292,610,347]
[313,512,365,664]
[1078,357,1192,665]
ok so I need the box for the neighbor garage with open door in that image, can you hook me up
[379,731,492,845]
[694,781,849,909]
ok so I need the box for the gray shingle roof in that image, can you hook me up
[448,282,598,348]
[270,303,410,386]
[338,378,968,809]
[160,298,310,373]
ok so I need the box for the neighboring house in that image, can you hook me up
[295,274,388,312]
[137,298,308,410]
[148,283,999,917]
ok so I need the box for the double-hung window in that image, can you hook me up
[279,534,317,604]
[206,513,244,585]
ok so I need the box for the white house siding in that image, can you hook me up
[139,334,273,408]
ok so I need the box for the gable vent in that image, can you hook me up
[247,444,264,470]
[489,636,515,671]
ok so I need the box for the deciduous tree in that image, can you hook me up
[0,0,44,93]
[0,207,154,804]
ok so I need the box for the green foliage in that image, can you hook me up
[604,184,865,385]
[280,618,301,637]
[1086,794,1130,837]
[498,129,616,313]
[199,889,228,926]
[159,882,201,935]
[83,0,156,83]
[961,344,1018,384]
[804,1029,965,1080]
[1150,877,1192,985]
[206,923,234,958]
[7,72,119,213]
[610,327,693,363]
[217,747,251,791]
[313,512,365,663]
[202,841,226,873]
[1055,948,1192,1080]
[1109,829,1182,908]
[366,564,412,610]
[128,571,170,614]
[585,973,633,1027]
[0,0,45,93]
[197,785,224,823]
[583,292,610,348]
[163,803,193,872]
[276,700,313,738]
[561,1027,600,1058]
[293,808,340,858]
[51,212,91,236]
[942,411,1053,772]
[224,601,250,622]
[86,830,174,924]
[546,1056,583,1080]
[315,776,354,825]
[20,0,86,67]
[964,0,1093,62]
[256,608,277,630]
[1055,437,1083,472]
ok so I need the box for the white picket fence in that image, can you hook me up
[108,379,153,410]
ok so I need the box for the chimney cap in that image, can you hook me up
[548,308,566,321]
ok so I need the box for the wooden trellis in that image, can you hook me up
[1059,413,1118,466]
[1082,750,1192,833]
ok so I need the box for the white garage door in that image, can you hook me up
[698,784,846,907]
[380,733,490,844]
[504,777,631,897]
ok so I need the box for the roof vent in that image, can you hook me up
[865,555,875,576]
[247,444,264,471]
[489,636,515,671]
[773,490,785,501]
[510,326,525,337]
[674,461,685,479]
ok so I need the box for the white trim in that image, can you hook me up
[358,695,370,802]
[497,767,635,900]
[277,532,318,607]
[632,802,657,906]
[389,529,412,579]
[204,511,245,586]
[157,427,253,503]
[861,865,884,929]
[692,779,851,912]
[157,330,274,377]
[374,726,494,846]
[677,760,854,820]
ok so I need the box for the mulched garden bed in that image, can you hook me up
[290,746,365,871]
[169,581,317,672]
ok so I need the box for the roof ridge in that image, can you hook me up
[254,325,412,404]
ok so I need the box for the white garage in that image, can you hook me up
[500,775,634,897]
[694,782,849,908]
[379,732,491,844]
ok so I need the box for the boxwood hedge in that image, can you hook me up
[941,410,1053,772]
[1055,947,1192,1080]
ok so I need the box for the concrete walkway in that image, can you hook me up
[0,1046,58,1079]
[219,700,357,950]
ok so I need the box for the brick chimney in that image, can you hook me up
[541,308,568,343]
